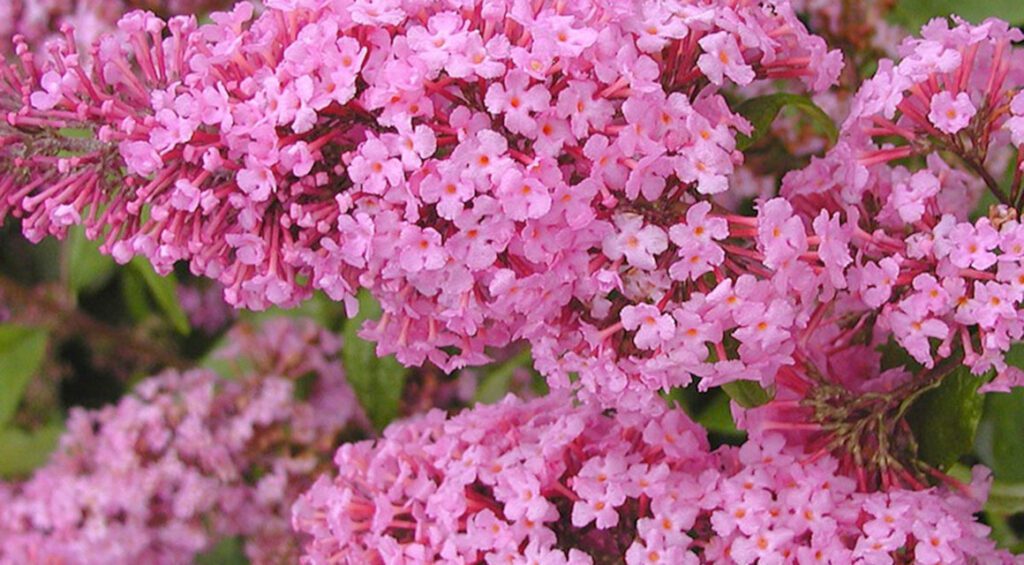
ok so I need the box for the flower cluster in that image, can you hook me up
[0,0,230,53]
[0,318,361,565]
[780,16,1024,392]
[293,394,1015,564]
[0,0,846,406]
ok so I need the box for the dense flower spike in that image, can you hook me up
[0,318,361,565]
[780,17,1024,392]
[292,394,1017,564]
[0,0,843,405]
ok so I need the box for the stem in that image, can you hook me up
[961,154,1012,208]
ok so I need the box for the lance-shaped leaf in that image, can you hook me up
[342,291,408,431]
[735,93,838,151]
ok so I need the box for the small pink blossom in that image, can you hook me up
[497,168,552,221]
[928,91,976,135]
[349,137,403,195]
[621,304,676,350]
[484,70,551,136]
[697,32,755,86]
[603,214,668,270]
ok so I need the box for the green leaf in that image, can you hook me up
[722,380,773,408]
[195,536,249,565]
[240,292,345,332]
[0,325,49,428]
[0,424,63,478]
[891,0,1024,30]
[985,480,1024,515]
[696,391,746,438]
[907,367,984,469]
[475,348,533,404]
[975,386,1024,483]
[65,226,116,295]
[342,291,409,431]
[735,93,838,151]
[130,259,190,335]
[985,512,1023,552]
[122,266,153,322]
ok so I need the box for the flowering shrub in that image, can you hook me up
[294,394,1013,563]
[0,0,1020,562]
[0,319,361,564]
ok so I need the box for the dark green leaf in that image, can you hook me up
[475,348,532,404]
[697,391,746,438]
[985,480,1024,515]
[907,367,984,469]
[66,226,116,295]
[342,291,408,431]
[985,512,1023,552]
[130,258,190,335]
[662,386,697,412]
[891,0,1024,30]
[195,536,249,565]
[0,424,63,478]
[876,337,923,372]
[122,266,153,322]
[975,386,1024,483]
[0,325,49,428]
[735,93,838,151]
[722,380,773,408]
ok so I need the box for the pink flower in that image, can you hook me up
[406,13,467,73]
[812,210,853,289]
[757,199,807,269]
[602,214,669,270]
[497,168,552,221]
[947,219,999,270]
[621,304,676,350]
[731,529,795,565]
[697,32,755,86]
[397,226,446,272]
[390,124,437,169]
[498,469,551,522]
[928,91,976,135]
[625,151,673,200]
[555,80,613,138]
[673,143,732,195]
[30,71,74,111]
[571,496,620,529]
[170,179,202,212]
[891,170,940,223]
[1006,91,1024,146]
[120,141,163,177]
[859,257,901,308]
[912,517,960,564]
[420,172,474,220]
[888,309,948,367]
[733,299,794,350]
[670,202,728,244]
[349,137,403,195]
[446,32,509,79]
[237,165,277,202]
[668,202,728,281]
[484,70,551,136]
[456,129,511,186]
[583,134,628,189]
